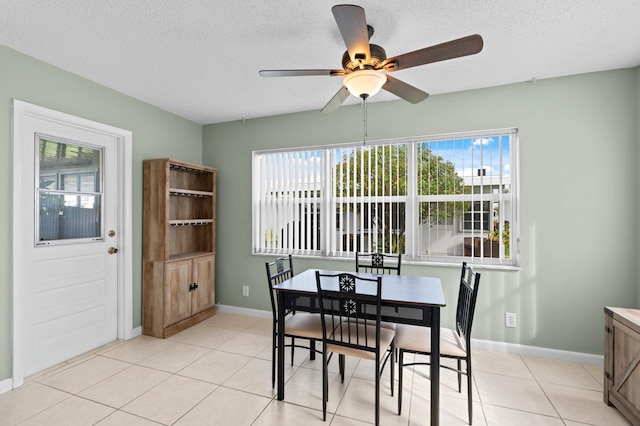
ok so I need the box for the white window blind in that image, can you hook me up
[253,129,518,267]
[254,149,325,255]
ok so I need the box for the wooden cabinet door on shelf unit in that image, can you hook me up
[143,158,216,338]
[604,306,640,425]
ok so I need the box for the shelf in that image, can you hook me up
[169,188,214,197]
[168,251,215,261]
[169,219,213,226]
[169,164,213,174]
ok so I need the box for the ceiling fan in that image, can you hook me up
[259,4,484,113]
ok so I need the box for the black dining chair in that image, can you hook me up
[395,262,481,425]
[315,271,395,426]
[355,251,402,360]
[355,252,402,275]
[265,255,323,388]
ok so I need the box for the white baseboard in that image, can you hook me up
[215,304,604,366]
[471,338,603,366]
[216,304,272,319]
[131,326,142,338]
[0,378,13,394]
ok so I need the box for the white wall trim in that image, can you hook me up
[471,338,603,366]
[216,304,272,319]
[0,378,13,395]
[215,304,604,366]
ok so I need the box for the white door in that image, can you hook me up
[12,100,133,386]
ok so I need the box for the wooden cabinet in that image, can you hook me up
[143,158,216,338]
[604,306,640,425]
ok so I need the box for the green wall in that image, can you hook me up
[203,68,638,356]
[0,45,203,382]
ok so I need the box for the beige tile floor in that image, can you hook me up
[0,312,631,425]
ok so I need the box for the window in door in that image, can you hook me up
[36,136,104,244]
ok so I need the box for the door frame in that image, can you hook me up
[11,99,133,388]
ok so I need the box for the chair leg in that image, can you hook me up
[271,327,276,389]
[467,360,473,425]
[291,337,295,366]
[375,356,380,426]
[339,354,345,383]
[389,341,395,396]
[322,351,328,421]
[310,339,316,360]
[457,358,462,392]
[397,349,403,415]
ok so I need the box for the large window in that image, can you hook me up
[252,129,518,266]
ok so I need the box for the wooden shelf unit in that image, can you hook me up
[604,306,640,425]
[143,158,217,338]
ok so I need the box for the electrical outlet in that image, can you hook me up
[242,285,249,297]
[505,312,517,328]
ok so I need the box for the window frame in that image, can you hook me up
[252,128,519,268]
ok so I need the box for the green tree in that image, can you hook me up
[334,144,467,253]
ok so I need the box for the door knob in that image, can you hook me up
[108,247,118,254]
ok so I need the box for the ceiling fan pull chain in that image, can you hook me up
[362,98,368,145]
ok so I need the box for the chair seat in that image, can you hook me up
[396,324,466,358]
[327,322,395,360]
[380,321,396,330]
[284,314,325,339]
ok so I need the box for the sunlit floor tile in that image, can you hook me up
[408,388,486,426]
[38,356,130,394]
[0,382,70,425]
[330,414,373,425]
[136,340,210,373]
[100,335,172,364]
[174,386,270,425]
[168,323,238,348]
[120,374,216,425]
[336,376,404,425]
[253,399,330,425]
[95,410,160,425]
[178,349,252,384]
[474,371,556,416]
[582,362,604,386]
[473,349,533,379]
[283,364,348,415]
[18,395,114,426]
[200,311,261,331]
[78,365,171,408]
[216,331,272,357]
[522,355,601,390]
[222,356,286,397]
[540,382,630,426]
[483,404,563,426]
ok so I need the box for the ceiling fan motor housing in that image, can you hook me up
[342,44,387,71]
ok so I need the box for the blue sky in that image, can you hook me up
[423,135,511,178]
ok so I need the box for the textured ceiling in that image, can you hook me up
[1,0,639,125]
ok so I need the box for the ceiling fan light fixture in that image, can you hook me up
[343,69,387,99]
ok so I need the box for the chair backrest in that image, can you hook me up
[355,252,402,275]
[315,271,383,356]
[455,262,481,348]
[265,255,295,321]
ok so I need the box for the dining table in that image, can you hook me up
[273,268,446,425]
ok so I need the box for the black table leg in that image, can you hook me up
[430,307,440,425]
[277,291,286,400]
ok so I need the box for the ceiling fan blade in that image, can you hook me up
[332,4,371,64]
[321,86,351,114]
[382,75,429,104]
[382,34,483,72]
[259,69,344,77]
